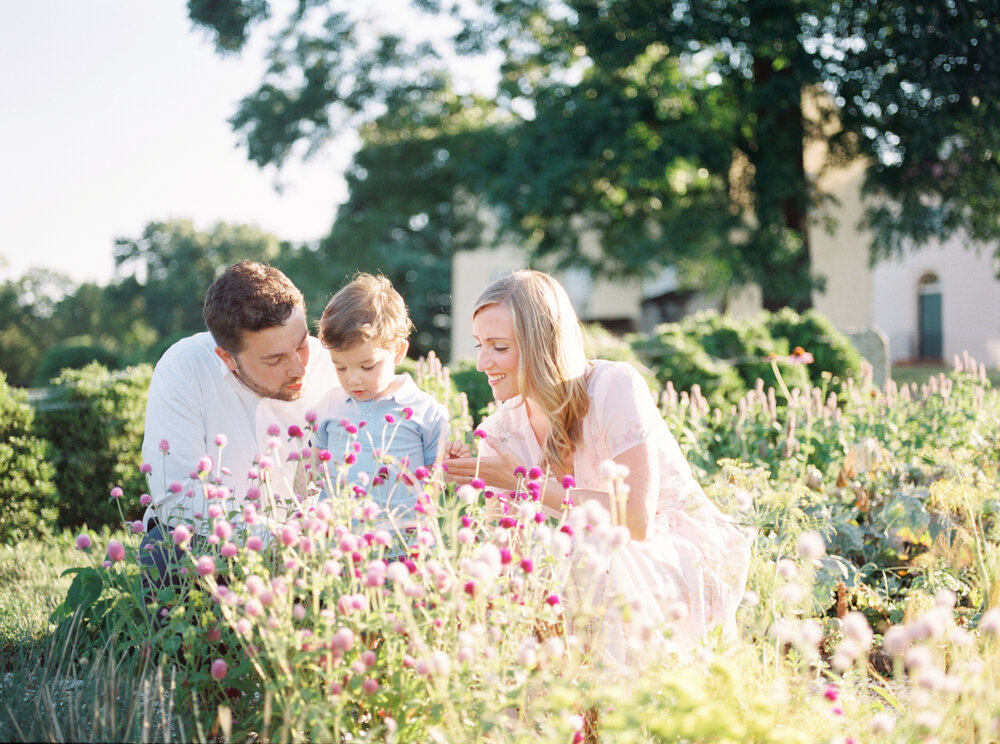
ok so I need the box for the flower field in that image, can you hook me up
[2,354,1000,743]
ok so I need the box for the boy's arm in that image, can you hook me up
[422,401,451,467]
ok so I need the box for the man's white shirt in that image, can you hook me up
[141,331,339,535]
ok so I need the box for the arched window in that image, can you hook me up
[917,273,942,360]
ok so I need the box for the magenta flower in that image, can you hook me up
[361,678,379,695]
[197,456,214,474]
[130,520,145,534]
[267,424,281,436]
[246,535,264,551]
[168,482,183,494]
[545,593,561,606]
[75,533,92,550]
[139,493,152,506]
[402,406,414,419]
[109,486,124,499]
[520,559,534,574]
[106,540,126,563]
[159,439,170,454]
[473,428,487,440]
[471,477,486,489]
[414,466,430,481]
[823,685,839,702]
[140,462,153,474]
[514,466,527,477]
[561,475,575,489]
[384,413,396,424]
[214,434,228,447]
[220,542,238,557]
[317,449,333,462]
[287,424,304,438]
[528,466,543,480]
[210,658,228,681]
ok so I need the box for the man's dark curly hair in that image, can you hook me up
[203,261,305,352]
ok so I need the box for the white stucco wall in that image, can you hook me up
[872,239,1000,367]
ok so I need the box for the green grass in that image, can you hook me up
[0,529,100,648]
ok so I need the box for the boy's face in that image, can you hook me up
[329,339,407,402]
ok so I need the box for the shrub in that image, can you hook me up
[34,363,151,530]
[765,307,864,385]
[449,357,495,421]
[629,322,745,402]
[0,373,58,541]
[32,344,123,387]
[631,308,860,402]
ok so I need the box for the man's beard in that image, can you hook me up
[233,360,304,402]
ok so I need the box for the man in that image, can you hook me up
[139,261,339,589]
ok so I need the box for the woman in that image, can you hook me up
[445,270,751,658]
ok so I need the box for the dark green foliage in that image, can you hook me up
[33,344,123,387]
[0,373,58,541]
[34,364,151,530]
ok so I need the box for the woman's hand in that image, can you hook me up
[443,439,471,460]
[443,439,526,492]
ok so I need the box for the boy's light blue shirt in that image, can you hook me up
[312,373,449,520]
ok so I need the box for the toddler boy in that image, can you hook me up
[313,273,449,522]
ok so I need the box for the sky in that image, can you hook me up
[0,2,354,286]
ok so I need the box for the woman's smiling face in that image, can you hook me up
[473,303,520,402]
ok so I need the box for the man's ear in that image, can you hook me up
[215,346,239,373]
[394,340,409,365]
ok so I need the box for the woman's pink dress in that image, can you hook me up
[478,360,752,659]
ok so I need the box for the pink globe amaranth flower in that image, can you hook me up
[384,413,396,424]
[528,466,544,480]
[470,477,486,490]
[210,658,228,681]
[109,486,124,499]
[561,474,575,489]
[317,449,333,462]
[220,541,238,557]
[106,540,126,563]
[287,424,304,438]
[823,685,839,702]
[140,462,153,474]
[520,559,534,574]
[130,520,145,534]
[499,548,512,565]
[214,433,228,447]
[514,466,527,477]
[545,593,560,606]
[215,520,233,541]
[139,493,152,506]
[171,525,191,547]
[361,678,379,695]
[414,466,431,481]
[168,482,183,494]
[197,456,214,474]
[196,555,215,577]
[266,424,281,437]
[473,428,487,440]
[159,439,170,454]
[75,533,92,550]
[246,486,261,501]
[402,406,414,419]
[246,535,264,552]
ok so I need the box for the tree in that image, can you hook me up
[111,218,285,341]
[0,269,77,386]
[189,0,1000,310]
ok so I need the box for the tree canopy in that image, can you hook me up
[187,0,1000,311]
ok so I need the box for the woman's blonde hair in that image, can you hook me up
[474,270,590,475]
